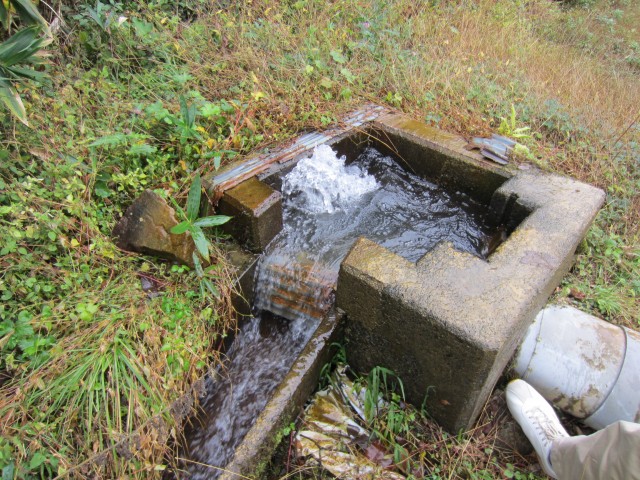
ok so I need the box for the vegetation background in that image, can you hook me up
[0,0,638,478]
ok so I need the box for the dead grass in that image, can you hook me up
[187,0,639,168]
[2,0,638,476]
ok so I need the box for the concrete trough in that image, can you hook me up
[204,107,605,477]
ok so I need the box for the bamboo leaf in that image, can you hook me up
[202,278,220,299]
[190,225,209,261]
[168,195,186,219]
[186,174,201,222]
[0,84,27,124]
[12,0,49,29]
[193,215,231,228]
[178,95,196,128]
[179,94,197,128]
[0,26,46,67]
[187,102,196,128]
[6,64,45,81]
[0,2,8,29]
[192,252,204,277]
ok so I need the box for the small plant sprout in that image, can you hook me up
[499,104,536,160]
[171,174,231,297]
[499,104,532,140]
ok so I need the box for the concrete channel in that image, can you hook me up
[203,106,605,478]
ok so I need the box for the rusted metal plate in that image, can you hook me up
[206,104,388,201]
[256,258,337,322]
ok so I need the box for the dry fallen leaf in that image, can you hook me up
[364,441,393,468]
[569,288,586,300]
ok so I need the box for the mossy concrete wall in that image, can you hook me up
[337,114,605,432]
[218,176,282,253]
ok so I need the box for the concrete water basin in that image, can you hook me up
[200,106,604,478]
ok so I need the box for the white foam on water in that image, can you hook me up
[282,144,378,214]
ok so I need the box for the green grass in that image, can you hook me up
[0,0,639,477]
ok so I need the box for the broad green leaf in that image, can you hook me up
[170,221,190,235]
[168,196,186,219]
[0,84,27,125]
[6,64,45,81]
[187,103,196,127]
[330,50,346,64]
[179,95,188,124]
[2,463,15,480]
[171,72,193,85]
[126,143,157,156]
[190,225,209,261]
[12,0,49,30]
[186,174,202,222]
[319,77,333,89]
[179,95,196,128]
[0,26,48,67]
[146,101,170,120]
[340,68,356,83]
[193,215,231,228]
[0,3,8,29]
[200,102,221,118]
[89,133,128,148]
[131,18,153,37]
[89,133,148,148]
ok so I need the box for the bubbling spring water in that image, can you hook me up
[282,144,378,214]
[183,145,498,478]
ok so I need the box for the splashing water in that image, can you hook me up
[182,312,316,479]
[254,145,496,321]
[282,144,378,214]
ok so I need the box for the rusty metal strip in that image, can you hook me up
[207,104,388,201]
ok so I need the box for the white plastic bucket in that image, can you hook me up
[514,305,640,429]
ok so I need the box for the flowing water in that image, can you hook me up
[182,145,497,477]
[182,312,316,478]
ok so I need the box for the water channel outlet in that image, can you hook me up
[178,107,604,479]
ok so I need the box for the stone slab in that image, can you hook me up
[112,190,196,266]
